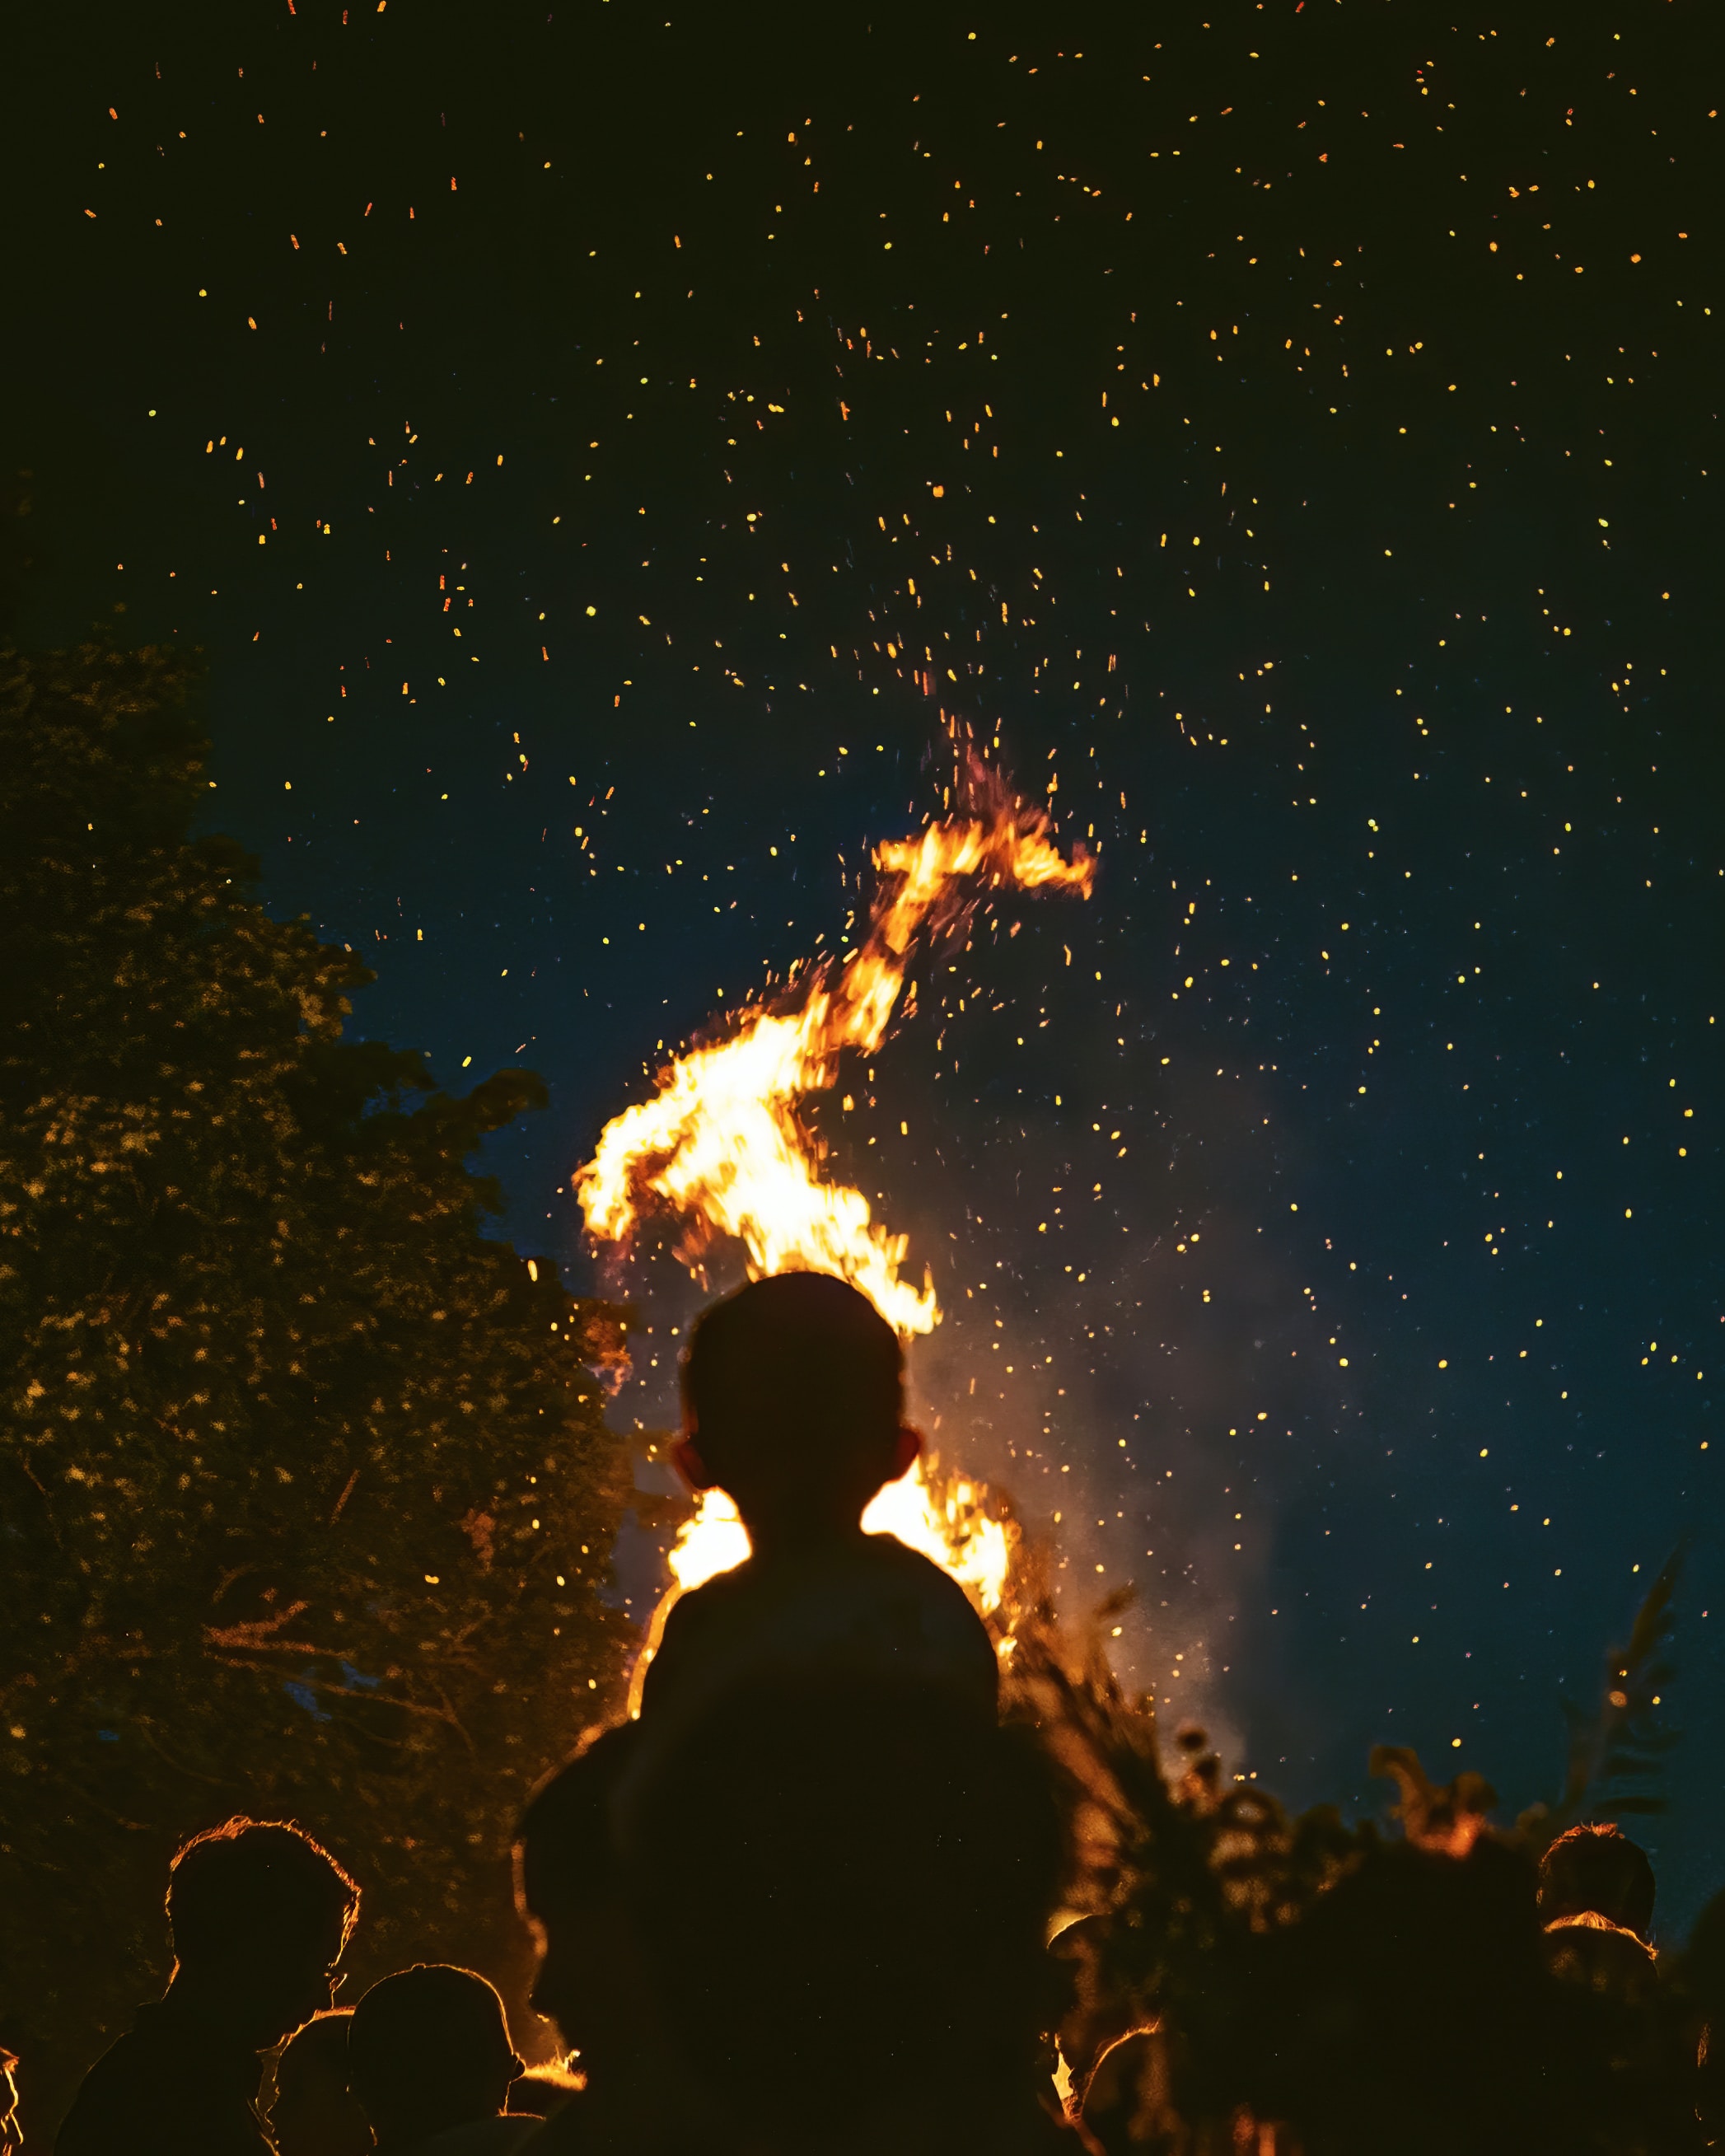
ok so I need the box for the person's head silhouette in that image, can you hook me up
[676,1271,919,1549]
[166,1818,360,2050]
[517,1723,652,2089]
[1538,1822,1657,1939]
[348,1967,525,2156]
[271,2009,372,2156]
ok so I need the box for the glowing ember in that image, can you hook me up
[575,768,1092,1335]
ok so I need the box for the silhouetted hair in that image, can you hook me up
[517,1721,643,1919]
[684,1271,903,1504]
[348,1965,520,2140]
[167,1817,359,1966]
[620,1674,1066,2129]
[1539,1822,1657,1937]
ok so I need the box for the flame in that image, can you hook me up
[625,1454,1017,1714]
[667,1457,1012,1614]
[577,757,1087,1644]
[575,774,1092,1334]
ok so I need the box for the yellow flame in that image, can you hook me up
[575,785,1092,1333]
[579,763,1085,1644]
[578,998,937,1334]
[626,1454,1016,1713]
[666,1486,751,1594]
[666,1457,1012,1614]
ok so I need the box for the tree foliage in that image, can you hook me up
[0,641,633,2125]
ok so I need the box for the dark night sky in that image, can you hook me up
[7,0,1723,1925]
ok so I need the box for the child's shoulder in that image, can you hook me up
[641,1531,998,1719]
[668,1528,969,1621]
[853,1527,981,1594]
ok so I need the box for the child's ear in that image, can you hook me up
[890,1423,923,1481]
[671,1434,716,1490]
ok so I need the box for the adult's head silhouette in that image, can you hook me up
[54,1817,360,2156]
[517,1722,649,2088]
[167,1818,361,2051]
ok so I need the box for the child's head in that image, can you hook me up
[347,1966,524,2150]
[677,1271,915,1536]
[271,2010,372,2156]
[1537,1822,1656,1938]
[166,1818,361,2049]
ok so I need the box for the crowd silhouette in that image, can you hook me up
[26,1274,1725,2154]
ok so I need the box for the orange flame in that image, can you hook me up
[626,1453,1017,1714]
[669,1459,1012,1613]
[577,759,1087,1641]
[575,773,1092,1334]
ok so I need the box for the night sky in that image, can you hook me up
[8,1,1723,1925]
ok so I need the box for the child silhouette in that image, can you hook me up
[638,1271,998,1723]
[347,1966,534,2156]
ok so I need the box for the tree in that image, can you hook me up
[0,640,633,2129]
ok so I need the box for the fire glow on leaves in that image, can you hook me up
[575,757,1092,1606]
